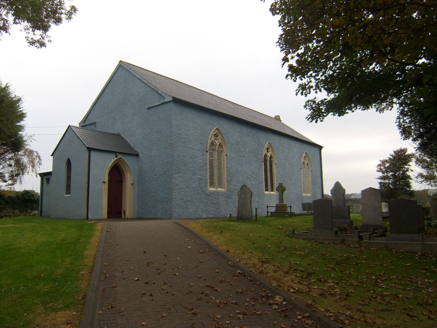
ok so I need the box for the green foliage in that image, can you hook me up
[0,81,41,186]
[0,0,78,48]
[268,0,437,159]
[412,189,431,207]
[376,148,415,201]
[0,82,25,160]
[415,150,437,187]
[0,217,98,327]
[0,189,39,213]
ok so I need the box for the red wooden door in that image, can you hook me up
[107,165,123,218]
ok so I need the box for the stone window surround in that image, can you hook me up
[66,158,71,195]
[207,127,227,191]
[301,152,312,196]
[263,142,276,193]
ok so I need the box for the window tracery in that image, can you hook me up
[66,158,71,195]
[302,152,312,195]
[207,128,227,190]
[263,143,276,193]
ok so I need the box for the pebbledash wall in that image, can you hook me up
[45,127,139,220]
[77,64,323,219]
[86,150,138,219]
[170,101,323,218]
[49,128,88,219]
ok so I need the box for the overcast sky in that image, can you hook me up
[0,0,426,194]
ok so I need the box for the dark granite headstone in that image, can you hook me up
[389,199,420,234]
[430,194,437,219]
[388,199,422,241]
[331,182,352,226]
[237,185,253,220]
[313,199,333,230]
[417,205,425,232]
[333,206,350,221]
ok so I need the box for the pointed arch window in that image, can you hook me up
[66,158,72,195]
[207,128,227,190]
[302,152,312,195]
[263,143,276,192]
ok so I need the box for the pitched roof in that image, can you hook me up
[52,126,139,156]
[120,61,321,147]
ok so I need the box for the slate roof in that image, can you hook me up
[120,61,321,147]
[52,126,139,156]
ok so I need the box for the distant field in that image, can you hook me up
[0,217,102,328]
[185,215,437,328]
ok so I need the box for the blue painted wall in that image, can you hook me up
[82,65,173,218]
[77,64,324,219]
[170,101,323,218]
[44,127,139,219]
[39,173,52,217]
[87,150,138,219]
[50,128,88,219]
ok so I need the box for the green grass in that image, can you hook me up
[0,217,102,328]
[185,215,437,328]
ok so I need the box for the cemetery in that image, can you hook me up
[289,181,437,253]
[185,183,437,327]
[185,212,437,327]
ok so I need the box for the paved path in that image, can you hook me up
[81,220,336,328]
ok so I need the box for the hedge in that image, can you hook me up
[0,190,39,214]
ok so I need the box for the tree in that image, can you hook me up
[268,0,437,159]
[0,0,77,48]
[412,189,430,207]
[0,82,41,186]
[415,150,437,187]
[376,148,415,201]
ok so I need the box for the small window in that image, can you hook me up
[45,178,50,185]
[207,128,227,190]
[263,143,276,192]
[66,159,71,195]
[302,152,312,195]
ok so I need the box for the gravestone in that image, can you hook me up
[417,205,425,232]
[381,202,389,213]
[387,198,423,242]
[331,181,345,206]
[330,181,352,226]
[352,204,361,213]
[237,185,253,220]
[430,194,437,219]
[313,199,333,229]
[307,198,337,238]
[273,183,289,215]
[361,187,384,231]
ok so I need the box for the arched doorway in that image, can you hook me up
[107,165,123,218]
[102,157,134,219]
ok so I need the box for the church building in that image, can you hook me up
[39,61,324,219]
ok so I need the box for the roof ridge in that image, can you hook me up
[69,125,139,155]
[71,125,122,136]
[120,61,282,122]
[117,61,321,147]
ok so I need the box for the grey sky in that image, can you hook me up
[0,0,423,194]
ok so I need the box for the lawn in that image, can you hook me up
[184,215,437,328]
[0,217,102,328]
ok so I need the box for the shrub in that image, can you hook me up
[0,190,39,214]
